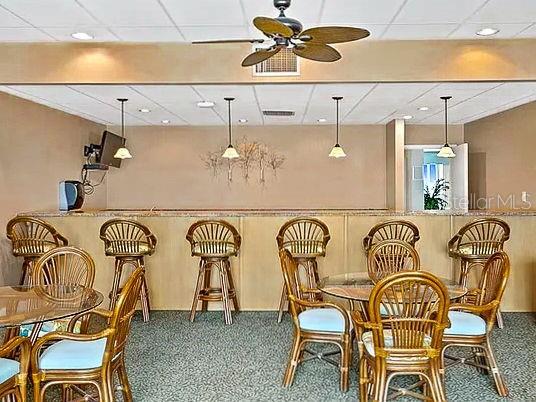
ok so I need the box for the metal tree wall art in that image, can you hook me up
[201,136,286,185]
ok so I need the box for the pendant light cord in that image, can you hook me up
[444,97,448,143]
[227,99,232,145]
[121,100,125,139]
[336,98,340,144]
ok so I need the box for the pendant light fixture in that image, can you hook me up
[329,96,346,158]
[114,98,133,159]
[437,96,456,158]
[222,97,240,159]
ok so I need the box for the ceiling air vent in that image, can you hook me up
[254,47,300,76]
[262,110,295,117]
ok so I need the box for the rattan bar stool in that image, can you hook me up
[448,218,510,328]
[187,220,241,325]
[6,216,68,285]
[276,217,330,323]
[100,219,157,323]
[363,219,420,256]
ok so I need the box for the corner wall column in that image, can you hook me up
[386,119,405,211]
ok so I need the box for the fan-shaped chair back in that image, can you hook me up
[6,217,68,258]
[367,240,420,283]
[277,217,330,257]
[368,271,450,360]
[100,219,157,257]
[363,220,420,255]
[476,252,510,328]
[186,220,241,257]
[449,218,510,258]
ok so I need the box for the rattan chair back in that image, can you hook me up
[367,240,420,283]
[449,218,510,258]
[368,271,450,360]
[276,217,330,257]
[186,220,241,257]
[363,220,420,254]
[6,217,68,258]
[100,219,157,257]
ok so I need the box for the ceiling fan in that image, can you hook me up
[193,0,370,67]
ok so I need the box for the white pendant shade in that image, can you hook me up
[329,144,346,158]
[114,147,133,159]
[437,144,456,158]
[222,145,240,159]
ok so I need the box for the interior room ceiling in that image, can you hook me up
[2,82,535,127]
[0,0,534,42]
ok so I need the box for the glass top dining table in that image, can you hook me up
[0,285,103,328]
[318,271,467,302]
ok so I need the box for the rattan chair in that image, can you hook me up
[363,220,420,255]
[448,218,510,328]
[0,337,30,402]
[441,251,510,397]
[354,271,450,402]
[31,267,144,402]
[279,249,352,392]
[367,239,420,283]
[187,220,241,325]
[100,219,156,323]
[6,216,68,285]
[276,217,330,323]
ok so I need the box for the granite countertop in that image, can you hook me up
[19,208,536,218]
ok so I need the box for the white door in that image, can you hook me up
[450,143,469,211]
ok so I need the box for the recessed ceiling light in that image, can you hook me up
[403,115,413,120]
[161,119,171,124]
[317,118,327,123]
[238,119,248,123]
[476,27,500,37]
[139,108,151,113]
[418,106,429,111]
[71,32,93,40]
[197,101,215,108]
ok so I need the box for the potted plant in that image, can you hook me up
[424,178,450,210]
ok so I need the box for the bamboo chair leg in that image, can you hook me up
[189,263,205,322]
[283,335,302,387]
[117,357,133,402]
[340,340,350,392]
[277,286,287,323]
[140,272,151,322]
[431,360,447,402]
[19,260,29,286]
[102,370,114,402]
[219,262,232,325]
[458,259,469,287]
[225,260,240,313]
[201,262,212,312]
[359,358,370,402]
[484,339,509,396]
[496,309,505,329]
[32,378,42,402]
[372,364,387,402]
[109,259,124,310]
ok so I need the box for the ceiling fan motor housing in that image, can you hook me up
[274,0,291,10]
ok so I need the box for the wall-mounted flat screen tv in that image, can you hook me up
[98,130,125,168]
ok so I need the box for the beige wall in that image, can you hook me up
[465,101,536,210]
[105,125,387,209]
[405,124,464,145]
[0,92,105,284]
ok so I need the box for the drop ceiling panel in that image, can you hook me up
[516,23,536,37]
[69,85,160,112]
[241,0,324,25]
[320,0,406,25]
[0,0,96,27]
[382,24,457,40]
[158,103,223,125]
[42,27,118,42]
[179,26,250,42]
[449,23,529,39]
[161,0,245,26]
[0,27,51,41]
[394,0,487,24]
[110,27,183,42]
[77,0,173,27]
[0,7,29,27]
[469,0,536,23]
[131,85,200,104]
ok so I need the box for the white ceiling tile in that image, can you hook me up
[42,27,118,42]
[132,85,200,103]
[382,24,458,40]
[161,0,244,26]
[254,84,313,122]
[394,0,486,24]
[242,0,324,25]
[180,26,250,42]
[0,6,29,27]
[69,85,159,109]
[77,0,173,27]
[321,0,406,25]
[450,22,530,39]
[8,85,95,105]
[159,102,224,125]
[515,23,536,37]
[111,27,183,42]
[0,27,51,41]
[469,0,536,23]
[0,0,97,27]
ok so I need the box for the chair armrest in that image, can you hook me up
[31,329,114,371]
[67,308,113,332]
[0,337,30,374]
[450,301,499,315]
[56,233,69,246]
[447,234,462,253]
[289,295,351,333]
[299,286,321,295]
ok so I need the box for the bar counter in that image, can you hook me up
[20,209,536,312]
